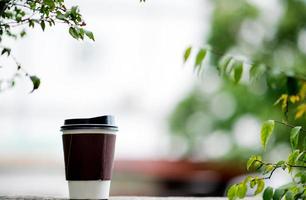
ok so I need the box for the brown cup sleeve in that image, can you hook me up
[62,134,116,180]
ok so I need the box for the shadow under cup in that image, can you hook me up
[61,116,118,199]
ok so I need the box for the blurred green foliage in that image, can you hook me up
[169,0,306,160]
[208,0,258,62]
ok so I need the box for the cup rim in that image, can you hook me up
[60,124,118,131]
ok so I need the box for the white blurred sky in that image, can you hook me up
[0,0,210,161]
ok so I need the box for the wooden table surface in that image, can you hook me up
[0,196,260,200]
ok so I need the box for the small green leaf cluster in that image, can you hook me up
[0,0,94,41]
[183,47,248,83]
[0,46,40,92]
[184,46,207,75]
[183,47,306,87]
[227,120,306,200]
[69,26,94,41]
[0,0,94,92]
[228,176,265,200]
[218,56,243,84]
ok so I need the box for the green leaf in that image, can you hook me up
[70,6,79,16]
[276,160,286,167]
[77,28,84,40]
[29,19,35,28]
[275,160,286,170]
[29,1,36,9]
[249,63,266,82]
[183,47,192,63]
[11,80,15,87]
[43,0,55,9]
[233,60,243,83]
[273,189,285,200]
[261,120,275,151]
[294,171,306,183]
[29,75,40,92]
[243,176,252,184]
[56,11,66,20]
[20,29,26,37]
[247,156,256,171]
[263,187,274,200]
[40,21,45,31]
[195,48,207,67]
[84,30,95,41]
[237,183,247,198]
[287,150,300,171]
[290,126,301,150]
[250,178,257,188]
[69,27,79,40]
[296,151,305,162]
[218,56,232,76]
[227,184,237,200]
[247,155,262,171]
[285,191,294,200]
[1,47,11,56]
[263,165,275,175]
[255,179,265,195]
[287,150,300,164]
[278,182,295,190]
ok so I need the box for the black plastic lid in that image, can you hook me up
[61,115,118,131]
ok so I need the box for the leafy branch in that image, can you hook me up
[227,120,306,200]
[182,44,306,199]
[183,46,306,83]
[0,0,94,92]
[181,0,306,199]
[274,120,306,133]
[0,45,40,92]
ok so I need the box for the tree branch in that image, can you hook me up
[287,164,306,169]
[274,120,306,133]
[253,159,306,181]
[262,167,279,180]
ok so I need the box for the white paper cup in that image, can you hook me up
[68,180,111,199]
[61,116,118,200]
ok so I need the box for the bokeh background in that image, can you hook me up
[0,0,304,197]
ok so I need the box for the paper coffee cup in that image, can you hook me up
[61,116,118,199]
